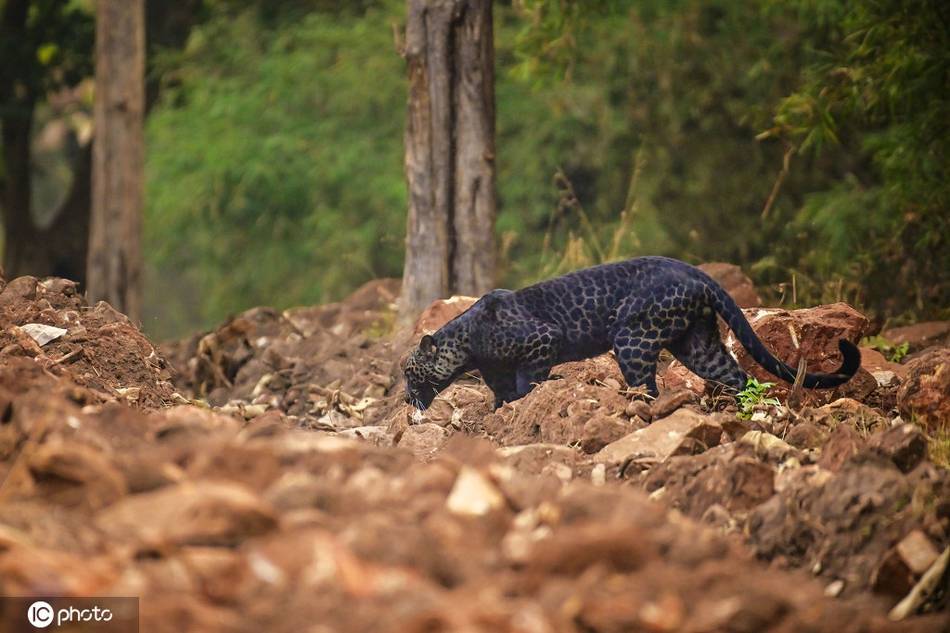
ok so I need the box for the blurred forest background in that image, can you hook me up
[2,0,947,340]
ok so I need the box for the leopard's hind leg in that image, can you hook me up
[668,312,747,391]
[611,324,663,396]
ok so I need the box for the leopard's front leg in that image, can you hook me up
[512,322,561,399]
[480,366,519,410]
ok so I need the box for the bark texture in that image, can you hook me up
[400,0,496,321]
[88,0,145,321]
[0,0,36,279]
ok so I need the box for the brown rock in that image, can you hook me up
[596,409,722,464]
[526,523,645,576]
[897,530,940,576]
[651,388,697,419]
[98,481,277,548]
[579,415,634,453]
[720,415,750,440]
[624,399,653,423]
[897,529,941,575]
[114,451,185,494]
[186,443,284,490]
[831,367,877,402]
[785,421,830,450]
[445,466,506,516]
[657,360,706,395]
[498,443,578,474]
[0,275,38,306]
[338,425,393,446]
[151,405,242,441]
[897,347,950,428]
[643,444,776,516]
[739,431,801,463]
[0,544,119,596]
[808,398,886,430]
[872,530,941,600]
[413,296,478,335]
[859,346,907,377]
[697,262,762,307]
[817,424,866,472]
[667,303,868,402]
[872,547,916,599]
[27,441,127,510]
[868,423,928,473]
[881,321,950,352]
[396,422,450,459]
[730,303,867,386]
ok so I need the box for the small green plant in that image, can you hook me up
[862,335,909,363]
[736,377,781,420]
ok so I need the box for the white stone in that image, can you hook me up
[20,323,67,346]
[446,466,505,516]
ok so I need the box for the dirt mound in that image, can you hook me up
[1,385,944,632]
[2,277,948,630]
[0,276,176,407]
[160,279,404,430]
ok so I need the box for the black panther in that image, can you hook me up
[403,256,860,410]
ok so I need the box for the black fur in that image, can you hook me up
[403,257,860,410]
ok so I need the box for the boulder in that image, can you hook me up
[27,441,127,510]
[0,275,38,306]
[664,303,869,402]
[817,424,866,472]
[805,398,886,430]
[498,443,578,474]
[739,431,801,464]
[579,415,636,454]
[643,444,776,516]
[445,466,506,516]
[785,420,830,451]
[859,346,906,378]
[98,481,278,548]
[726,303,868,387]
[868,423,928,473]
[897,347,950,428]
[413,296,478,335]
[697,262,762,307]
[657,360,706,395]
[396,422,450,459]
[881,321,950,353]
[595,409,722,465]
[651,388,698,420]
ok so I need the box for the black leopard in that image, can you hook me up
[403,256,860,410]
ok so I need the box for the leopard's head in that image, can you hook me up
[403,334,468,410]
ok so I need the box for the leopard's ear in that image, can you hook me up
[419,335,437,356]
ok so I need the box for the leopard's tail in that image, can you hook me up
[704,280,860,388]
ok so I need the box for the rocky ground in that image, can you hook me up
[0,267,948,632]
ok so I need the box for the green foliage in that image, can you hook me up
[862,335,909,363]
[143,0,949,338]
[766,0,950,317]
[736,377,781,420]
[145,2,407,334]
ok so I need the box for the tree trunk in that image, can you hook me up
[400,0,497,321]
[0,0,39,279]
[88,0,145,321]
